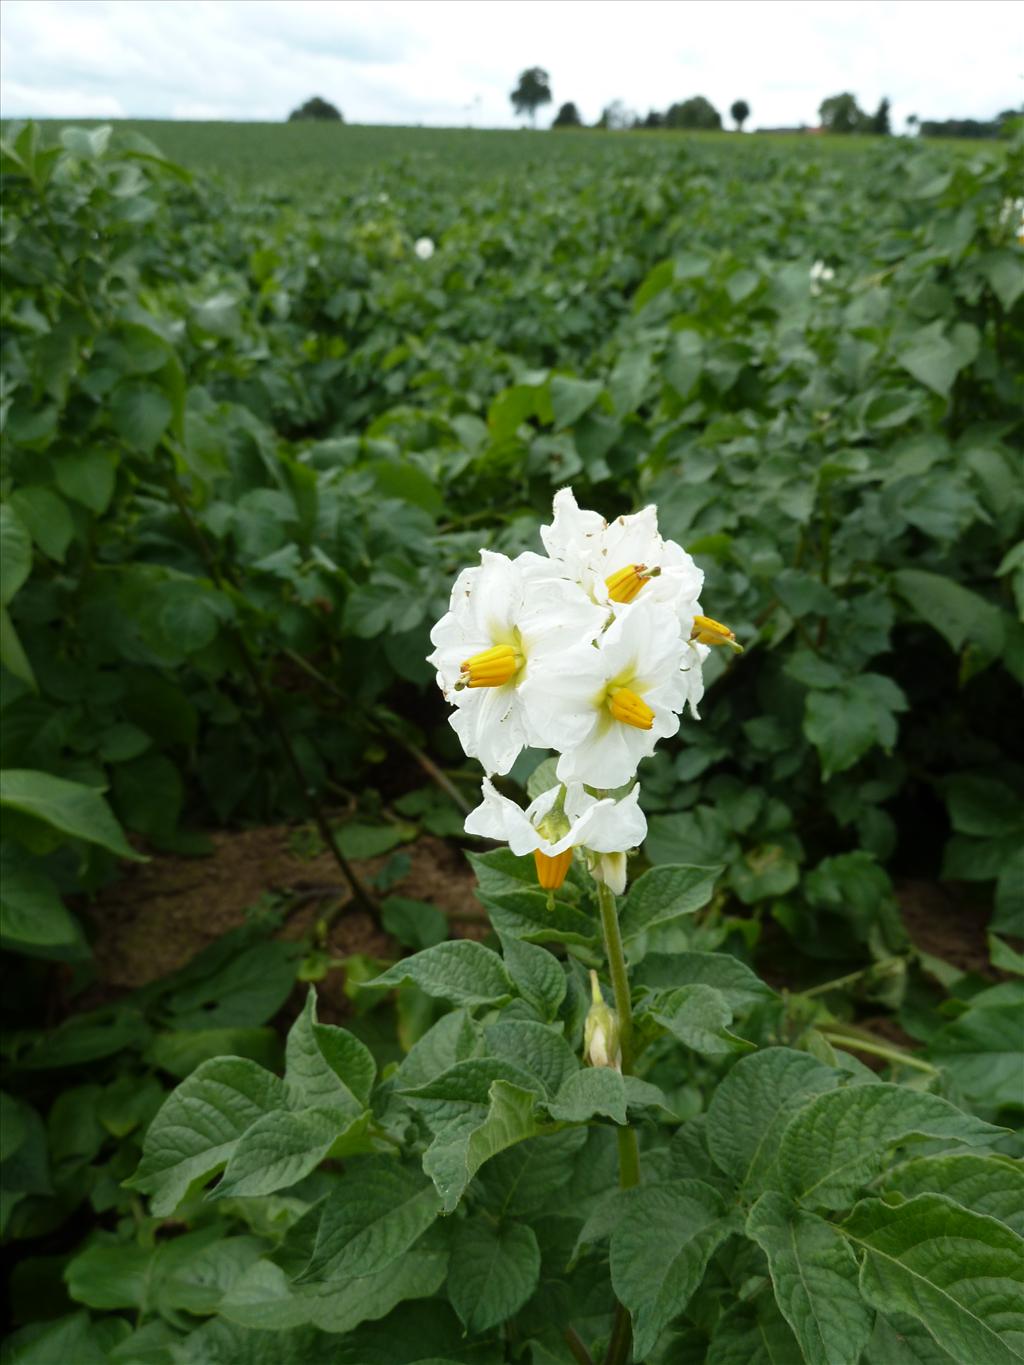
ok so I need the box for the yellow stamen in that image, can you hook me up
[608,686,654,730]
[534,848,572,890]
[690,615,743,653]
[604,563,660,604]
[456,644,520,689]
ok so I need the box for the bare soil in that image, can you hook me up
[88,824,485,1019]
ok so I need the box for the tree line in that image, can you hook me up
[282,84,1020,142]
[512,69,1021,139]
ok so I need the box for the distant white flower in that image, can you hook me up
[413,236,435,260]
[427,551,605,776]
[540,487,704,628]
[522,600,693,790]
[377,192,390,204]
[809,259,835,296]
[465,778,647,890]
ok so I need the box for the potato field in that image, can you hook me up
[1,119,1022,1365]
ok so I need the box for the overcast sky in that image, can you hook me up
[2,0,1021,131]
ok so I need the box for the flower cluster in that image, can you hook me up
[427,489,739,894]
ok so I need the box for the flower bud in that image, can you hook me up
[588,850,628,895]
[584,970,621,1071]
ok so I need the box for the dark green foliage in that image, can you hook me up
[819,91,869,134]
[730,99,751,131]
[552,101,582,129]
[287,97,343,123]
[666,95,723,130]
[510,67,552,124]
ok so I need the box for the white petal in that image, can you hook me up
[450,685,529,776]
[465,777,541,854]
[579,784,647,852]
[557,715,652,789]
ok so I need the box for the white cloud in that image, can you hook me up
[1,0,1020,130]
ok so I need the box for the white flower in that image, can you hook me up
[464,777,646,890]
[428,550,606,776]
[809,259,835,295]
[522,600,694,790]
[540,488,705,628]
[413,236,435,260]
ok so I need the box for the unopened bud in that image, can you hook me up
[584,971,621,1071]
[588,850,628,895]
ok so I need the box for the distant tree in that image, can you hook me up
[818,92,867,134]
[665,95,722,130]
[870,97,891,135]
[288,96,343,123]
[595,99,634,131]
[918,112,1015,140]
[552,101,582,128]
[906,113,919,135]
[730,99,751,131]
[642,109,665,129]
[511,68,552,125]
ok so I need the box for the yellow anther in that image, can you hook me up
[456,644,520,689]
[690,615,743,653]
[604,562,660,604]
[608,686,654,730]
[534,848,573,890]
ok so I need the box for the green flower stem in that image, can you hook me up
[820,1027,938,1075]
[596,878,639,1365]
[596,880,634,1074]
[799,957,903,999]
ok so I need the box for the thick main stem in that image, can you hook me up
[596,879,639,1365]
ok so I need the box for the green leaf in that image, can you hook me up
[547,1068,630,1125]
[549,375,604,429]
[0,843,78,946]
[706,1048,846,1191]
[927,1001,1024,1110]
[608,348,652,417]
[220,1237,449,1334]
[842,1194,1024,1365]
[619,864,722,941]
[804,674,906,778]
[165,940,299,1029]
[381,897,448,951]
[882,1154,1024,1236]
[892,569,1003,655]
[0,769,141,860]
[1,1312,126,1365]
[0,606,36,689]
[774,1084,1005,1210]
[127,1057,286,1215]
[944,775,1024,839]
[646,983,754,1056]
[635,951,775,1012]
[0,504,33,604]
[423,1079,539,1213]
[546,1070,666,1124]
[863,1312,956,1365]
[284,988,376,1112]
[9,487,74,562]
[54,449,118,514]
[499,933,566,1021]
[298,1159,441,1282]
[706,1298,802,1365]
[212,1107,371,1199]
[664,330,704,397]
[110,381,172,453]
[144,1027,281,1078]
[896,320,977,398]
[980,249,1024,311]
[337,822,405,858]
[447,1219,540,1332]
[609,1179,735,1359]
[484,1019,578,1097]
[367,939,513,1007]
[747,1191,873,1365]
